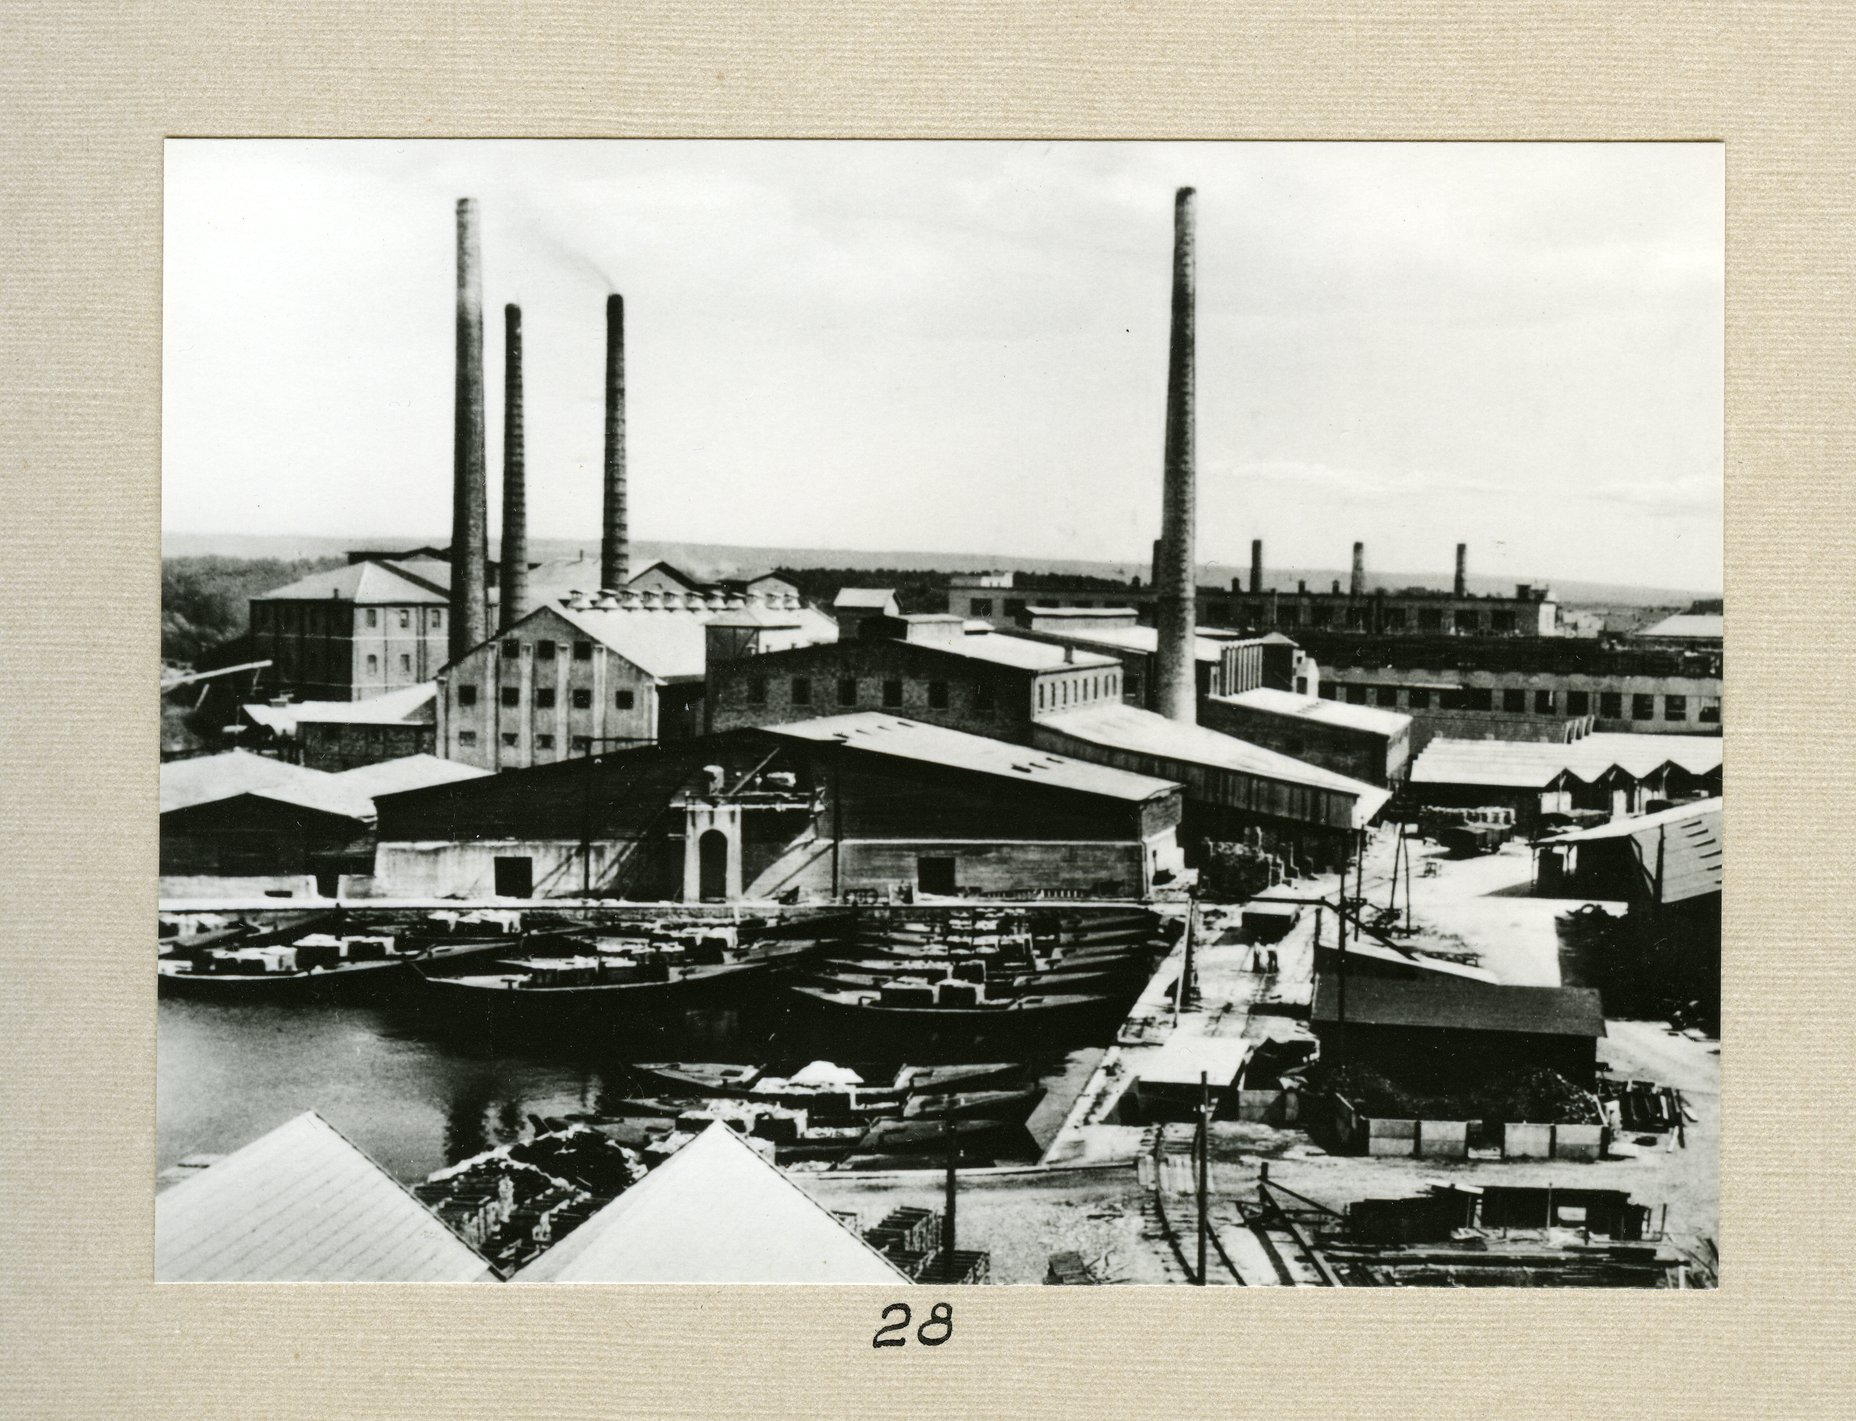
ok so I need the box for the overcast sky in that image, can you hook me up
[164,140,1723,591]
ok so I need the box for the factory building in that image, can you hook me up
[705,613,1122,741]
[1407,734,1723,834]
[1200,687,1413,787]
[249,558,451,701]
[1629,611,1724,653]
[1009,607,1299,707]
[240,683,437,771]
[373,717,1185,902]
[436,590,837,772]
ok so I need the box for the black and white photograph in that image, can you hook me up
[155,139,1722,1288]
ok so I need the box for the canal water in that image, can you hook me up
[157,992,1090,1183]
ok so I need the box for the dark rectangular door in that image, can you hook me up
[917,855,957,895]
[494,856,534,898]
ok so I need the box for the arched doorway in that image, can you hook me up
[698,829,730,902]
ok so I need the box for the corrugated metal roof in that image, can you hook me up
[1311,972,1606,1039]
[1635,613,1724,641]
[1544,799,1722,904]
[766,713,1179,803]
[254,561,448,606]
[1034,703,1391,809]
[1218,687,1410,737]
[243,683,437,736]
[514,1121,908,1283]
[156,1112,495,1282]
[1411,734,1724,789]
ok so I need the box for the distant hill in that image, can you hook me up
[161,531,1715,609]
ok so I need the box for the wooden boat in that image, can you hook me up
[809,963,1133,996]
[859,1116,1020,1153]
[157,933,411,1000]
[900,1086,1043,1123]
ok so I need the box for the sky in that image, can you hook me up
[163,140,1723,592]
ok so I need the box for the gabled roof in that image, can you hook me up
[156,1112,495,1282]
[242,683,438,736]
[1218,687,1410,737]
[254,560,448,606]
[1311,972,1606,1040]
[767,713,1180,804]
[514,1121,908,1283]
[1411,734,1724,790]
[159,750,374,821]
[627,559,707,590]
[1542,798,1722,904]
[832,587,900,611]
[1034,703,1391,813]
[544,601,837,682]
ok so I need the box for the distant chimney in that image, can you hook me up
[449,198,489,660]
[1349,541,1365,597]
[498,303,529,630]
[1153,187,1199,725]
[601,294,629,591]
[1454,542,1468,597]
[1249,539,1263,594]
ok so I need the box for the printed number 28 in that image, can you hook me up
[872,1302,953,1347]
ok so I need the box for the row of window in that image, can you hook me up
[1323,680,1720,723]
[456,685,636,711]
[1239,602,1518,633]
[363,653,416,676]
[1036,674,1115,711]
[361,608,438,630]
[744,675,992,712]
[503,639,595,662]
[456,730,594,753]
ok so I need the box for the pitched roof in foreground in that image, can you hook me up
[156,1112,495,1282]
[515,1121,908,1284]
[1312,972,1606,1040]
[766,713,1180,804]
[159,750,373,821]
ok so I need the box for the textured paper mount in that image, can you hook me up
[2,4,1851,1418]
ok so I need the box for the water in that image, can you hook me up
[158,992,1089,1183]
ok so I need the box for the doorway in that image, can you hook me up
[698,829,730,902]
[493,855,534,899]
[917,855,957,896]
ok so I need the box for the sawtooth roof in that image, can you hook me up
[1410,734,1724,789]
[514,1121,907,1283]
[156,1111,495,1282]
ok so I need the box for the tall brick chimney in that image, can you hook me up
[1454,542,1468,597]
[1153,188,1199,725]
[498,303,529,630]
[601,293,629,592]
[1349,541,1366,597]
[1250,539,1263,594]
[450,197,489,660]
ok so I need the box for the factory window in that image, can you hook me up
[457,730,477,747]
[365,609,378,628]
[1276,606,1299,628]
[1376,685,1399,707]
[535,688,556,709]
[1600,691,1623,718]
[458,684,478,707]
[501,732,518,748]
[1458,611,1481,633]
[1664,695,1688,722]
[571,736,591,754]
[501,640,520,660]
[573,641,593,661]
[1491,610,1516,633]
[399,610,411,629]
[928,680,949,709]
[1005,599,1027,619]
[616,690,635,710]
[537,640,556,661]
[500,687,520,708]
[1344,684,1366,705]
[976,683,996,711]
[1566,689,1590,716]
[366,655,379,674]
[884,680,903,708]
[1632,694,1656,721]
[1535,689,1555,714]
[1419,608,1443,630]
[1699,698,1721,724]
[1503,688,1526,713]
[748,677,766,706]
[536,734,554,750]
[1309,606,1332,627]
[433,610,443,627]
[1382,608,1406,629]
[1466,687,1493,711]
[837,677,857,706]
[572,689,593,710]
[1319,683,1336,699]
[1345,607,1368,630]
[400,654,412,674]
[791,676,812,706]
[971,597,993,617]
[1407,687,1430,709]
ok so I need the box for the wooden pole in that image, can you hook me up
[942,1109,957,1282]
[1196,1070,1210,1285]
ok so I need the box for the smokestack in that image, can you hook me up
[601,293,629,591]
[450,198,489,661]
[1454,542,1467,598]
[1349,541,1365,597]
[1153,187,1198,725]
[498,304,529,630]
[1249,539,1263,594]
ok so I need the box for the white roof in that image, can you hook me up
[767,713,1180,804]
[1411,734,1724,789]
[515,1122,908,1283]
[156,1112,494,1282]
[931,631,1118,672]
[159,750,373,821]
[330,754,490,799]
[1635,613,1723,641]
[548,602,837,681]
[832,588,899,611]
[1031,623,1230,665]
[1218,687,1410,737]
[253,560,448,606]
[1035,703,1391,809]
[243,683,437,736]
[1137,1035,1252,1089]
[788,1061,864,1087]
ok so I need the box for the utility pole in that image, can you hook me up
[942,1109,958,1284]
[1196,1070,1210,1286]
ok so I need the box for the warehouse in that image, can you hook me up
[1010,606,1294,706]
[373,715,1185,902]
[1408,734,1723,834]
[1201,686,1412,787]
[241,682,437,770]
